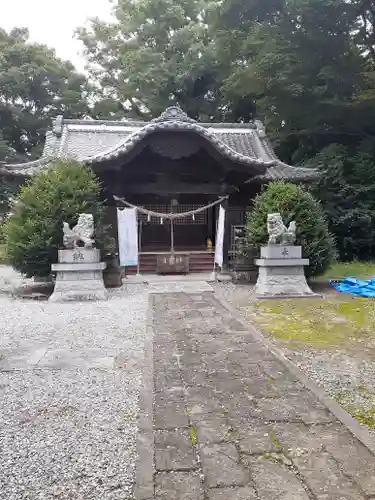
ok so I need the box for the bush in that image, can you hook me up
[4,160,106,278]
[0,217,4,245]
[244,182,336,277]
[0,244,7,264]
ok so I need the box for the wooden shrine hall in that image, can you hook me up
[1,106,317,275]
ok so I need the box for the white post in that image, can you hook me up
[137,219,142,277]
[212,205,226,281]
[210,261,217,281]
[210,208,219,281]
[170,218,174,253]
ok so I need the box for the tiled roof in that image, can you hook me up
[0,106,318,181]
[256,163,318,182]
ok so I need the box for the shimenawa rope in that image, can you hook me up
[113,195,228,220]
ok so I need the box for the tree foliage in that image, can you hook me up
[213,0,375,162]
[77,0,375,150]
[3,161,104,278]
[245,182,335,277]
[77,0,255,121]
[3,0,375,159]
[0,28,90,163]
[307,142,375,261]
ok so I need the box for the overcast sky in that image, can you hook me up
[1,0,114,71]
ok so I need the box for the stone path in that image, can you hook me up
[149,281,213,294]
[142,291,375,500]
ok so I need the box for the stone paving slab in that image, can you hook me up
[140,291,375,500]
[155,430,197,471]
[0,347,48,370]
[207,486,257,500]
[200,443,250,488]
[155,472,203,500]
[249,459,310,500]
[0,346,131,371]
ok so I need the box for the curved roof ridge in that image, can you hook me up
[253,159,318,182]
[85,119,274,167]
[251,122,318,181]
[0,155,52,171]
[62,119,257,130]
[0,130,62,173]
[275,159,318,176]
[0,107,318,182]
[58,124,69,158]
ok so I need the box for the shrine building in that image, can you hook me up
[1,106,317,274]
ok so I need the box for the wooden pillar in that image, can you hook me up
[222,198,230,270]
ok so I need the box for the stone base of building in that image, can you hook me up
[255,245,315,298]
[49,249,107,302]
[230,255,259,284]
[103,255,123,288]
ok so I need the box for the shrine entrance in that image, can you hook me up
[95,125,268,274]
[137,200,215,252]
[113,195,227,275]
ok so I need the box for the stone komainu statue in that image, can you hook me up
[267,213,296,245]
[63,213,95,248]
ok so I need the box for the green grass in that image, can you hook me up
[315,261,375,282]
[188,426,198,446]
[243,293,375,431]
[270,429,282,450]
[348,406,375,428]
[249,296,375,349]
[335,389,375,429]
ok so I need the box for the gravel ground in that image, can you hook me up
[0,268,149,500]
[214,282,375,433]
[0,265,32,295]
[3,263,375,497]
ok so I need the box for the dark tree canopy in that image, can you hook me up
[77,0,231,121]
[307,142,375,261]
[213,0,375,162]
[0,28,90,163]
[0,0,373,161]
[76,0,375,158]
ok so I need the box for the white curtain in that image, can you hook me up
[214,205,226,268]
[117,208,139,267]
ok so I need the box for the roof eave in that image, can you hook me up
[85,120,274,173]
[252,171,319,184]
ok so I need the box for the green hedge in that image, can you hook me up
[3,160,105,277]
[244,182,336,277]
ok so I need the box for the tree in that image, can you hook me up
[352,0,375,63]
[77,0,375,156]
[307,142,375,261]
[3,160,105,278]
[77,0,250,121]
[214,0,372,163]
[245,182,335,276]
[0,27,90,163]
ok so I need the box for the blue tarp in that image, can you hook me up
[329,277,375,297]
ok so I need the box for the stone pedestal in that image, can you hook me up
[49,248,107,302]
[254,245,315,298]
